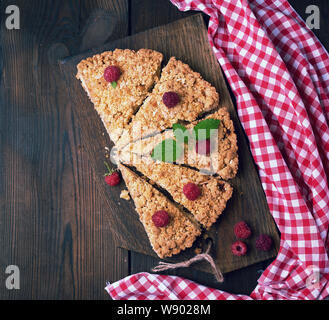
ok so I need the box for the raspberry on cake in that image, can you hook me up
[162,91,180,108]
[183,183,201,201]
[185,108,238,179]
[76,49,163,143]
[118,164,201,259]
[104,66,121,83]
[116,57,219,147]
[152,210,170,228]
[119,107,239,180]
[119,156,233,229]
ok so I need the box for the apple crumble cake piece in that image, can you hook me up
[119,107,239,180]
[76,49,163,143]
[120,157,233,229]
[116,57,219,147]
[118,164,201,258]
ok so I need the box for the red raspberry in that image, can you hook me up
[234,221,252,239]
[105,172,121,186]
[162,91,180,108]
[231,241,247,256]
[104,66,121,82]
[255,234,273,251]
[183,183,201,201]
[152,210,170,228]
[195,139,211,155]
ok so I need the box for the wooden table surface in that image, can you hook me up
[0,0,328,300]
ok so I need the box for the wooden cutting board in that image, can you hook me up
[60,14,280,274]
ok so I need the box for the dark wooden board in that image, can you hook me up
[60,14,280,274]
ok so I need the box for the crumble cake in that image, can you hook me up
[77,48,239,259]
[76,49,163,143]
[119,107,239,180]
[116,57,219,147]
[119,163,201,258]
[122,157,233,229]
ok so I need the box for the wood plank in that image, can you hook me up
[79,0,129,52]
[0,0,129,300]
[60,14,280,276]
[130,0,196,34]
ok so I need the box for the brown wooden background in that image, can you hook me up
[0,0,328,300]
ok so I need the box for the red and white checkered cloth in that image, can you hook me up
[106,0,329,300]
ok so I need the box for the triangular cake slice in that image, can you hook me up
[121,157,233,229]
[119,107,238,180]
[76,49,163,143]
[116,57,219,147]
[118,164,201,258]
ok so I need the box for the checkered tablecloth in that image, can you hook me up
[106,0,329,300]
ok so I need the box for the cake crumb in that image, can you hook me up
[120,189,130,201]
[203,233,210,240]
[194,248,202,254]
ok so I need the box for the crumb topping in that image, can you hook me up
[117,57,219,147]
[77,49,239,258]
[123,157,233,229]
[120,189,131,201]
[119,164,201,258]
[119,107,239,180]
[76,49,163,143]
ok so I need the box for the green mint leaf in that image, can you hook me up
[193,118,221,141]
[151,139,183,163]
[173,123,187,133]
[111,81,117,88]
[173,123,191,144]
